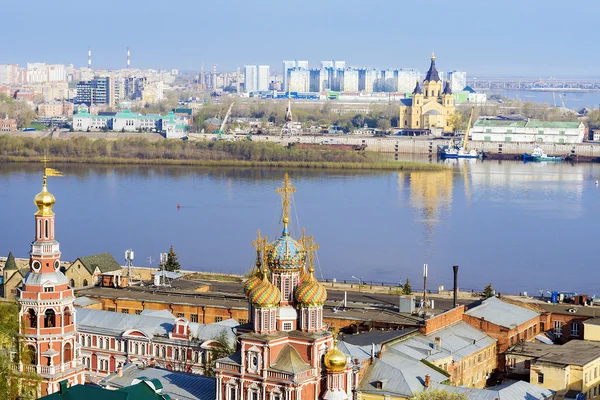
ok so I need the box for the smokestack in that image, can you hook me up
[424,374,431,387]
[434,337,441,350]
[127,47,131,69]
[453,265,459,308]
[88,47,92,69]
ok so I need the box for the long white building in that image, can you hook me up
[471,119,585,144]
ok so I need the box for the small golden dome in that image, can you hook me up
[324,336,347,373]
[34,180,56,216]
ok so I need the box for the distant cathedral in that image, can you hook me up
[215,174,353,400]
[399,54,455,132]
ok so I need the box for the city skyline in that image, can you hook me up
[2,0,599,78]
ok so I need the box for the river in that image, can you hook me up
[486,89,600,109]
[1,159,599,296]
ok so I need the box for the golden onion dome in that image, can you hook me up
[34,179,56,216]
[324,335,347,373]
[295,266,327,307]
[248,268,281,308]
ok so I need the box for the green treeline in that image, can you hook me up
[0,135,447,171]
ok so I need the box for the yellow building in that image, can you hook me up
[506,340,600,400]
[64,252,122,288]
[399,54,455,133]
[584,318,600,341]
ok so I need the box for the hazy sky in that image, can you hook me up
[3,0,598,77]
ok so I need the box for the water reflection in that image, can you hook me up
[1,160,600,294]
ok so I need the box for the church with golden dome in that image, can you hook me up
[399,54,455,134]
[215,174,354,400]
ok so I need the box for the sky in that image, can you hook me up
[2,0,598,78]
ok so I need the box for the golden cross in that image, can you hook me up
[303,233,319,272]
[275,173,296,223]
[261,237,269,266]
[41,155,49,186]
[251,229,263,252]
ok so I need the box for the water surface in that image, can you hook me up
[1,160,599,296]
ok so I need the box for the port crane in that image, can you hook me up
[461,107,475,151]
[214,102,234,137]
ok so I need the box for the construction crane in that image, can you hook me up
[461,107,475,151]
[214,102,234,136]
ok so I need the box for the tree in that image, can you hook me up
[164,245,181,272]
[402,278,413,295]
[377,119,391,131]
[483,283,494,299]
[412,389,468,400]
[205,329,236,377]
[588,110,600,130]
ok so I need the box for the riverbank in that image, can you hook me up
[0,135,448,171]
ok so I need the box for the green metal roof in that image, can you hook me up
[4,251,17,271]
[475,119,582,129]
[474,120,527,127]
[76,252,122,274]
[40,380,171,400]
[525,121,582,129]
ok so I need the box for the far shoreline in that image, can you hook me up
[0,155,450,172]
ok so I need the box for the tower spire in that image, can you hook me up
[275,173,296,233]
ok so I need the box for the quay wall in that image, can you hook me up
[190,133,600,157]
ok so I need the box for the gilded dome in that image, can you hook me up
[267,219,306,271]
[324,336,347,373]
[248,269,281,308]
[295,267,327,307]
[34,182,56,216]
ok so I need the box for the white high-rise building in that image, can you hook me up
[359,69,378,93]
[321,60,346,70]
[287,68,310,92]
[397,69,421,93]
[342,69,359,92]
[26,63,66,83]
[244,65,258,93]
[448,70,467,93]
[0,64,19,85]
[282,60,308,90]
[257,65,270,91]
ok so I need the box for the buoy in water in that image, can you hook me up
[177,203,181,210]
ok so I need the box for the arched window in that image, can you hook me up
[83,279,88,287]
[64,308,72,326]
[174,348,179,360]
[161,346,166,358]
[134,343,139,355]
[28,309,37,328]
[44,309,56,328]
[64,342,72,363]
[25,345,36,365]
[69,279,75,288]
[38,220,42,239]
[44,220,49,239]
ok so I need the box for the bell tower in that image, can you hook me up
[16,160,85,395]
[423,53,442,98]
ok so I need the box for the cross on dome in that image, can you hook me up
[275,173,296,231]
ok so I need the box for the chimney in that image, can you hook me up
[424,374,431,388]
[434,337,441,350]
[453,265,459,308]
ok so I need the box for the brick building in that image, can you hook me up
[463,297,547,370]
[13,165,86,396]
[0,117,17,131]
[76,308,237,376]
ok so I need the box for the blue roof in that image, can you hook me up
[267,226,305,270]
[465,297,539,329]
[400,99,412,106]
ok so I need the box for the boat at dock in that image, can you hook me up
[440,107,481,159]
[523,146,563,162]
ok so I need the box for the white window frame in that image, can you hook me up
[554,321,563,337]
[571,322,579,337]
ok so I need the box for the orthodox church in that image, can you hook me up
[14,162,86,396]
[399,54,455,133]
[215,174,355,400]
